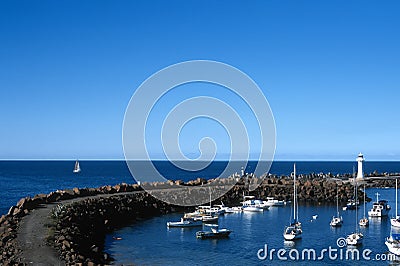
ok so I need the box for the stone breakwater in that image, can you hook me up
[0,176,397,265]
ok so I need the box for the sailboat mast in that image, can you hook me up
[336,191,339,217]
[209,187,212,208]
[294,163,297,222]
[355,181,358,232]
[396,178,397,219]
[363,184,366,219]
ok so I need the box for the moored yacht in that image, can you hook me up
[346,181,363,246]
[196,224,231,239]
[386,234,400,256]
[330,189,343,227]
[391,178,400,228]
[359,184,369,227]
[167,217,202,228]
[242,196,265,212]
[283,164,302,241]
[346,232,364,246]
[368,192,391,217]
[264,197,285,207]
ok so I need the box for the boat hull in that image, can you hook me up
[391,218,400,228]
[346,233,363,246]
[196,230,231,239]
[283,233,302,241]
[167,221,202,227]
[243,206,263,212]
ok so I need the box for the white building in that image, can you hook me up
[356,153,365,180]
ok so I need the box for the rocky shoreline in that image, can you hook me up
[1,175,399,265]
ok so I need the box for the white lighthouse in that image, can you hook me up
[356,153,365,180]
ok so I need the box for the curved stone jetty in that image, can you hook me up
[0,175,397,265]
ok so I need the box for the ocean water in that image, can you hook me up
[1,160,400,215]
[105,188,398,265]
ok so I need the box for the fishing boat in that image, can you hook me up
[196,224,231,239]
[368,192,391,217]
[283,164,302,241]
[385,234,400,256]
[346,181,363,246]
[391,178,400,228]
[167,217,202,228]
[73,160,81,173]
[359,184,369,227]
[330,189,343,227]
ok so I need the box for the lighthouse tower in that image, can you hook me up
[356,153,365,180]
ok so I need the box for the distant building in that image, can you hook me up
[356,153,365,180]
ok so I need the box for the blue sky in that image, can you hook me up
[0,0,399,160]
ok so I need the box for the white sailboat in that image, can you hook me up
[359,184,369,227]
[73,160,81,173]
[385,233,400,256]
[283,164,302,241]
[346,181,363,246]
[391,178,400,227]
[330,188,343,227]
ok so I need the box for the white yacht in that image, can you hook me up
[386,234,400,256]
[359,184,369,227]
[346,232,364,246]
[215,202,235,214]
[283,164,302,241]
[330,191,343,227]
[73,160,81,173]
[346,181,363,246]
[242,196,264,212]
[391,179,400,228]
[264,197,285,207]
[368,192,391,217]
[167,217,202,228]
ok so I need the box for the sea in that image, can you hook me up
[1,160,400,265]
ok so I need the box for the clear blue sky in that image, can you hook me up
[1,0,399,160]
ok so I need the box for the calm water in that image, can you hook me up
[105,188,398,265]
[1,160,400,215]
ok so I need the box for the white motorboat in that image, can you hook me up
[231,206,243,212]
[359,184,369,227]
[196,206,225,216]
[264,197,285,207]
[391,179,400,228]
[215,202,235,214]
[242,196,265,212]
[368,192,391,217]
[193,214,219,223]
[167,217,202,228]
[330,189,343,227]
[196,224,231,239]
[386,234,400,256]
[283,164,302,241]
[346,181,363,246]
[73,160,81,173]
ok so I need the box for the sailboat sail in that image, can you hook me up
[73,160,81,173]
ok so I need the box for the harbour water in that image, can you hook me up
[105,188,397,265]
